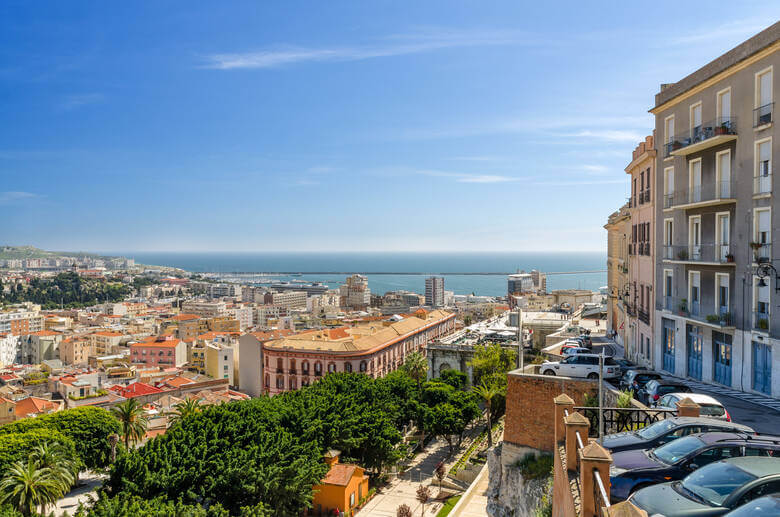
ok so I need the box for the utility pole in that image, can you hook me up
[515,305,524,372]
[598,350,604,445]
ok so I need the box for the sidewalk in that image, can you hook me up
[448,463,488,517]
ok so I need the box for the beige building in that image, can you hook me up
[90,331,123,356]
[59,336,92,366]
[626,134,657,367]
[604,204,631,347]
[205,343,235,385]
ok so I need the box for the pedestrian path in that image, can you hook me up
[670,377,780,412]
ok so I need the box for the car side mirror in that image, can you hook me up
[687,462,699,471]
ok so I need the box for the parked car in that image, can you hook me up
[619,369,663,392]
[563,337,587,348]
[609,432,780,502]
[603,417,755,454]
[639,379,692,405]
[627,456,780,516]
[723,494,780,516]
[540,354,621,379]
[656,393,732,421]
[578,334,592,348]
[561,345,590,357]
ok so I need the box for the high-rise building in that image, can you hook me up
[652,22,780,398]
[339,274,371,311]
[425,276,444,308]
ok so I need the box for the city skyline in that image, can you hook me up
[3,3,780,252]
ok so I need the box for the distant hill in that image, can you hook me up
[0,245,105,260]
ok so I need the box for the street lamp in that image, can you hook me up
[756,263,780,292]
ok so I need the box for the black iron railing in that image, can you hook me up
[638,309,650,325]
[664,117,737,157]
[754,103,773,127]
[574,407,677,436]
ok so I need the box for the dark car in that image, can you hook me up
[723,494,780,516]
[638,379,692,405]
[612,357,638,376]
[627,456,780,516]
[579,334,592,348]
[619,369,662,392]
[603,417,755,454]
[610,432,780,502]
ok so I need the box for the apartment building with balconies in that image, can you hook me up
[652,22,780,398]
[626,134,656,367]
[604,203,631,348]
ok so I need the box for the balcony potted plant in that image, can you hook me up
[758,318,769,330]
[678,298,688,316]
[671,140,682,150]
[677,248,689,260]
[706,314,720,323]
[715,121,730,135]
[725,252,735,263]
[720,312,732,326]
[750,242,766,263]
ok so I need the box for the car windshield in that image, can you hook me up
[681,462,757,506]
[700,404,726,417]
[725,495,780,517]
[658,386,683,396]
[636,419,676,440]
[653,436,705,464]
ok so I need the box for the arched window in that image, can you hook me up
[359,360,367,372]
[276,376,284,389]
[315,361,322,375]
[289,359,296,373]
[344,362,352,373]
[289,377,297,390]
[264,374,269,388]
[302,360,310,374]
[328,362,336,373]
[276,358,283,372]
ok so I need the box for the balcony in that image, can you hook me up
[660,297,734,328]
[751,242,772,264]
[662,244,736,265]
[754,172,772,195]
[664,118,738,157]
[638,309,650,325]
[754,103,773,128]
[663,180,736,210]
[753,310,771,333]
[288,369,297,375]
[624,302,636,317]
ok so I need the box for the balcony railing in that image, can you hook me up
[663,179,735,209]
[664,117,737,157]
[754,103,774,127]
[624,302,636,316]
[751,242,772,264]
[638,309,650,325]
[753,310,771,332]
[663,244,735,264]
[660,296,732,326]
[754,172,772,195]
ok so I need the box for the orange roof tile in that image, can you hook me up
[320,464,359,486]
[14,396,59,418]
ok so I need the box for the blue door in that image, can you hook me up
[753,342,772,395]
[687,325,702,380]
[663,319,676,374]
[713,332,732,387]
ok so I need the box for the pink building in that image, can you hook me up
[626,133,656,366]
[130,335,187,368]
[244,310,456,397]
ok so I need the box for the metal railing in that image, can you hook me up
[594,468,611,515]
[751,242,772,263]
[662,244,734,263]
[664,117,737,157]
[754,103,773,127]
[638,309,650,325]
[575,407,677,435]
[753,310,771,332]
[754,172,772,195]
[660,296,733,326]
[663,179,735,208]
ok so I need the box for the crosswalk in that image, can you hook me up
[669,377,780,413]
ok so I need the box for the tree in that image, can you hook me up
[0,429,76,478]
[396,504,412,517]
[29,442,77,490]
[111,399,148,449]
[462,314,472,327]
[167,398,202,426]
[468,343,516,388]
[434,462,445,495]
[0,460,66,516]
[439,369,467,390]
[472,381,500,448]
[415,485,430,517]
[108,434,119,464]
[403,352,428,391]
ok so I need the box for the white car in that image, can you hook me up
[655,392,732,421]
[540,354,621,380]
[561,346,590,357]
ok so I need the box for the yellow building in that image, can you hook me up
[604,203,631,347]
[311,450,370,515]
[59,336,92,366]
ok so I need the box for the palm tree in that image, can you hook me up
[111,398,148,449]
[168,398,201,426]
[0,460,66,516]
[30,442,77,489]
[108,433,119,463]
[404,351,428,391]
[472,381,500,448]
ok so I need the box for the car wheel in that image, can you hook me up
[543,370,556,376]
[587,373,598,380]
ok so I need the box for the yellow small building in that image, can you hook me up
[312,450,369,515]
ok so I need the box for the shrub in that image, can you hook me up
[617,390,634,408]
[515,453,553,480]
[0,428,77,476]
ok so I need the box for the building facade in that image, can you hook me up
[130,336,188,368]
[626,134,657,366]
[425,276,445,308]
[339,274,370,311]
[604,205,631,346]
[652,22,780,398]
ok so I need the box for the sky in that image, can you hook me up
[2,2,780,253]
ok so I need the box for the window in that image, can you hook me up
[744,447,774,457]
[276,376,283,389]
[359,360,367,372]
[350,492,355,507]
[314,361,322,374]
[716,212,730,262]
[664,219,674,259]
[665,115,675,144]
[717,88,731,123]
[689,215,702,260]
[344,362,352,373]
[716,150,731,198]
[754,276,770,331]
[755,67,773,126]
[716,274,730,316]
[664,270,673,310]
[664,166,675,208]
[328,362,336,373]
[689,271,701,316]
[689,159,702,203]
[754,208,772,263]
[755,138,772,194]
[690,103,702,139]
[302,360,309,374]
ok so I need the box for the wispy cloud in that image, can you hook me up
[290,179,320,187]
[414,169,519,184]
[59,93,104,111]
[553,129,645,143]
[201,28,527,69]
[532,179,626,186]
[668,18,772,46]
[0,191,38,205]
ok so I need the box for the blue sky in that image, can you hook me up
[2,2,779,253]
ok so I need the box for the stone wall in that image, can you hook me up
[504,371,598,452]
[486,442,549,517]
[552,445,577,517]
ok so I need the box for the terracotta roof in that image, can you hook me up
[93,331,123,337]
[27,330,60,337]
[160,375,194,388]
[132,336,181,348]
[14,396,59,418]
[171,314,200,321]
[321,464,359,486]
[109,382,162,398]
[250,329,295,341]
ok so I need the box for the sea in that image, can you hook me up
[119,251,607,298]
